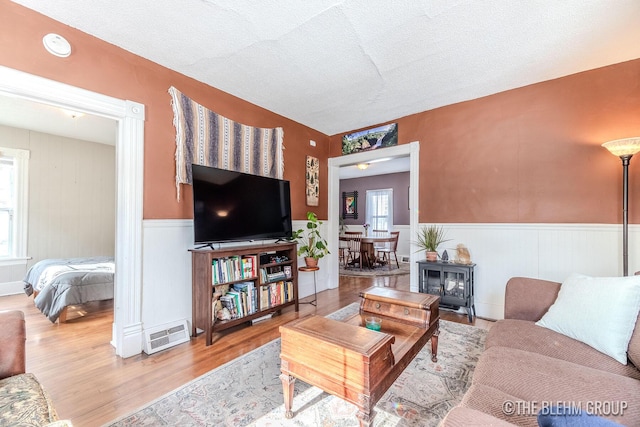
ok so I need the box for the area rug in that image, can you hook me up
[340,262,410,277]
[105,303,487,427]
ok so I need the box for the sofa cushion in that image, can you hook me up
[535,273,640,364]
[460,383,540,427]
[0,310,26,379]
[486,319,640,379]
[440,405,517,426]
[471,346,640,426]
[628,314,640,368]
[0,373,58,426]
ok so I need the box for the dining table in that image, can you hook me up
[339,234,396,269]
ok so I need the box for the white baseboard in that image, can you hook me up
[0,281,25,296]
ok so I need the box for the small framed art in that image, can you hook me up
[342,191,358,219]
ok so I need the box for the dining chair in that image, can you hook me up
[371,229,388,267]
[377,231,400,270]
[344,231,363,269]
[338,236,350,266]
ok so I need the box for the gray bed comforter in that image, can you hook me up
[23,256,115,323]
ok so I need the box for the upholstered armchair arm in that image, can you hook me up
[0,310,26,379]
[504,277,561,321]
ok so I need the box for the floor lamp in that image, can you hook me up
[602,137,640,276]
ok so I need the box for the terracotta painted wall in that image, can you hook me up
[0,3,330,221]
[330,59,640,224]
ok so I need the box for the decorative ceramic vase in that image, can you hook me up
[426,251,438,262]
[304,257,318,268]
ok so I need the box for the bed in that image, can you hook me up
[23,256,115,323]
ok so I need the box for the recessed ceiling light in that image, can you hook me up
[357,163,369,170]
[43,33,72,58]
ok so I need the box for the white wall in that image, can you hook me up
[140,220,634,334]
[416,223,634,320]
[0,125,115,296]
[141,219,329,333]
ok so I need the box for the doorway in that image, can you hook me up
[327,141,420,292]
[0,66,145,357]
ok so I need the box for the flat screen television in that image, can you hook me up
[192,164,293,245]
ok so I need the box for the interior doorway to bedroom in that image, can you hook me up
[0,94,117,320]
[0,66,145,358]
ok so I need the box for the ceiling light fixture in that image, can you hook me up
[357,163,369,170]
[368,157,393,164]
[42,33,72,58]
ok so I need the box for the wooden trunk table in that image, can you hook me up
[279,287,440,426]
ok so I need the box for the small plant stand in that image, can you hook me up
[298,266,319,306]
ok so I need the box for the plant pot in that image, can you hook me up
[426,251,438,262]
[304,257,318,268]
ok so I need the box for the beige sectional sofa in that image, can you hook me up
[441,277,640,426]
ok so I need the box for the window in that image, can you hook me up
[0,148,29,261]
[365,189,393,231]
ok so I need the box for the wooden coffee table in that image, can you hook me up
[279,287,440,427]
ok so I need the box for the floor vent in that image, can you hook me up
[401,255,410,263]
[143,320,190,355]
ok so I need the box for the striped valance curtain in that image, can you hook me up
[169,86,284,200]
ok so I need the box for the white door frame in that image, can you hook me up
[327,141,420,291]
[0,66,145,358]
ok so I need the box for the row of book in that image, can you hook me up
[259,265,292,283]
[218,280,295,321]
[212,255,257,284]
[260,281,294,311]
[219,282,257,319]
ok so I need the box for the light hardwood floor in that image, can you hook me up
[0,273,492,426]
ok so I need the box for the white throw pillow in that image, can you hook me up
[535,273,640,364]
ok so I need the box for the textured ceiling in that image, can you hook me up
[11,0,640,135]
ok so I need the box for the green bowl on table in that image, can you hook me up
[365,316,382,331]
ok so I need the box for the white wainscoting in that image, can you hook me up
[423,223,637,321]
[141,220,193,330]
[140,219,327,334]
[141,220,633,333]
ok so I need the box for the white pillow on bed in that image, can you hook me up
[535,273,640,364]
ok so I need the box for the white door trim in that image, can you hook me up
[327,141,420,291]
[0,66,145,357]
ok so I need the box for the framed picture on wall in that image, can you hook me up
[305,155,319,206]
[341,123,398,155]
[342,191,358,219]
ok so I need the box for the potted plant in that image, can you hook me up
[414,225,450,262]
[292,211,330,268]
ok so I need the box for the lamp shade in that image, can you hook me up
[602,137,640,157]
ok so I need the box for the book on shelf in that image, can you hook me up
[232,282,256,315]
[269,282,282,306]
[287,281,293,302]
[241,255,257,278]
[260,285,269,311]
[284,265,292,278]
[226,290,244,318]
[219,294,237,319]
[212,255,259,284]
[260,268,286,283]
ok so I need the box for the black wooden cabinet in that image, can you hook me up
[417,260,476,322]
